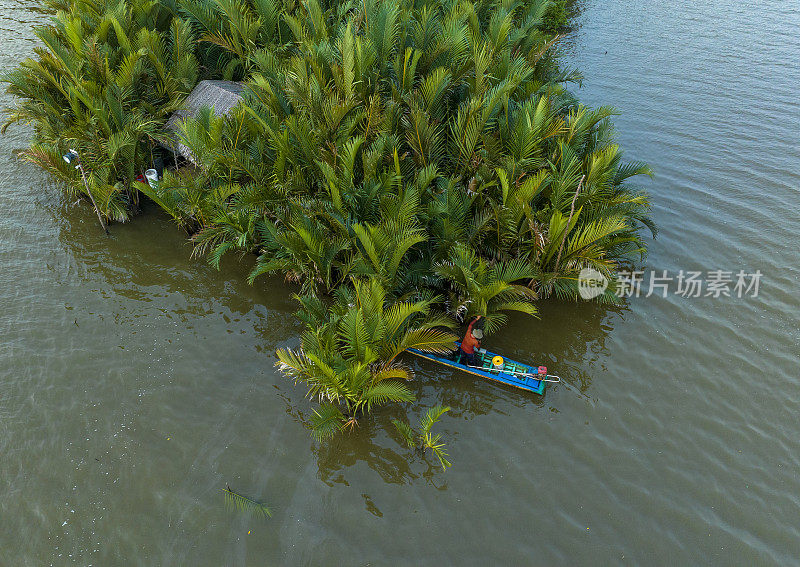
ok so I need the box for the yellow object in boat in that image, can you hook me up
[492,355,504,367]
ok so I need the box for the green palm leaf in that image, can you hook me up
[392,419,417,448]
[309,403,346,441]
[361,381,415,412]
[223,486,272,519]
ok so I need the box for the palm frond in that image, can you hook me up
[309,403,346,441]
[223,485,272,519]
[419,405,450,436]
[392,419,417,448]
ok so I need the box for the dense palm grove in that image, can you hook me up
[4,0,654,443]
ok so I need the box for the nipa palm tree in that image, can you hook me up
[435,243,539,333]
[276,277,457,439]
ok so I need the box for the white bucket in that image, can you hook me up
[144,168,159,187]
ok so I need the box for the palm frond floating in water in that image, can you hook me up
[223,485,272,519]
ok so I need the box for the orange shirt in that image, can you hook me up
[461,319,481,354]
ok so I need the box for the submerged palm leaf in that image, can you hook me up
[392,418,417,448]
[223,485,272,519]
[392,405,451,470]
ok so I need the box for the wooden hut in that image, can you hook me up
[163,80,245,166]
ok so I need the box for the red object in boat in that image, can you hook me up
[537,366,547,377]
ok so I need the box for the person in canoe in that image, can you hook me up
[458,315,484,366]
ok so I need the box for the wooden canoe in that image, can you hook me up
[406,342,558,395]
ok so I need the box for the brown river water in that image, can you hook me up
[0,0,798,564]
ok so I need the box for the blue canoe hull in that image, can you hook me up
[406,343,548,395]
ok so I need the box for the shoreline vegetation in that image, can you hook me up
[3,0,654,454]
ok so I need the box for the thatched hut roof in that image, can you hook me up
[163,80,245,166]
